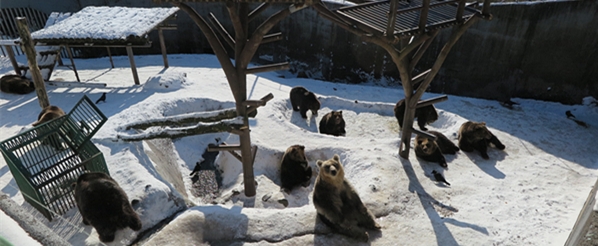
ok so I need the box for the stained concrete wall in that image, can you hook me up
[3,0,596,104]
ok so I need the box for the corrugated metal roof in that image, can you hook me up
[336,0,478,37]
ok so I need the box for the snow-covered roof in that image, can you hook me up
[30,6,179,45]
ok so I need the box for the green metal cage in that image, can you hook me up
[0,95,108,220]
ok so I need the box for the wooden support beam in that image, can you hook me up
[418,0,431,32]
[16,17,49,109]
[243,100,267,107]
[208,144,242,151]
[106,47,115,68]
[409,30,438,72]
[248,3,270,22]
[3,45,21,75]
[456,0,466,22]
[251,145,258,166]
[261,32,282,44]
[126,46,140,85]
[158,28,169,68]
[386,0,399,38]
[246,62,289,74]
[482,0,491,17]
[65,45,81,82]
[411,127,437,140]
[247,93,274,114]
[209,12,235,50]
[416,95,448,108]
[412,69,431,87]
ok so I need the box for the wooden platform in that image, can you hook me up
[335,0,479,38]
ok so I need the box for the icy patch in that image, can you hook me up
[143,71,187,91]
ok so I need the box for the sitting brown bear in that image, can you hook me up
[280,145,312,193]
[0,74,35,94]
[319,110,346,136]
[313,154,380,242]
[290,86,321,118]
[458,121,505,159]
[394,99,438,131]
[74,172,142,243]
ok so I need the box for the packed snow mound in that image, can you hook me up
[143,71,187,91]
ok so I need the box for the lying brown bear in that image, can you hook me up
[414,131,459,168]
[458,121,505,159]
[0,74,35,94]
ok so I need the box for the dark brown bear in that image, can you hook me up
[0,74,35,94]
[313,154,380,242]
[319,111,346,136]
[280,145,312,193]
[414,134,447,168]
[290,86,321,118]
[74,172,142,243]
[458,121,505,159]
[394,99,438,131]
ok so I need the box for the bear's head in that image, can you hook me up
[415,135,438,155]
[33,106,65,126]
[316,154,344,186]
[304,91,321,115]
[329,111,344,125]
[468,122,493,140]
[287,145,307,162]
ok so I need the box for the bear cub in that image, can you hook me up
[414,131,459,168]
[280,145,312,193]
[74,172,142,243]
[33,105,65,127]
[394,99,438,131]
[313,154,380,242]
[319,110,346,137]
[0,74,35,94]
[290,86,321,118]
[458,121,505,159]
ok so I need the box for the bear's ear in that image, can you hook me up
[481,122,486,126]
[333,154,340,161]
[338,111,342,115]
[299,145,305,150]
[304,92,310,96]
[316,160,323,167]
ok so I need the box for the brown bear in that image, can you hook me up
[313,154,380,242]
[319,111,346,136]
[415,134,446,168]
[458,121,506,159]
[290,86,321,118]
[394,98,438,131]
[280,145,312,193]
[33,105,65,127]
[74,172,142,243]
[0,74,35,94]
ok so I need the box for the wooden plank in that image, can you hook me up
[208,13,235,50]
[386,0,398,37]
[245,62,289,74]
[106,47,115,68]
[565,178,598,246]
[411,127,437,140]
[16,17,49,109]
[419,0,431,33]
[261,32,282,44]
[456,0,466,22]
[416,95,448,108]
[126,46,140,85]
[248,3,270,22]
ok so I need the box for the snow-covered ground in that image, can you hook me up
[0,53,597,246]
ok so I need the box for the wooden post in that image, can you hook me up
[386,0,398,37]
[16,17,49,109]
[106,47,115,68]
[3,45,21,76]
[65,45,81,82]
[126,46,140,85]
[158,28,169,68]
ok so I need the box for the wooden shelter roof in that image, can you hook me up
[335,0,479,37]
[29,6,179,46]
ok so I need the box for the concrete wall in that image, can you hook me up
[2,0,596,104]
